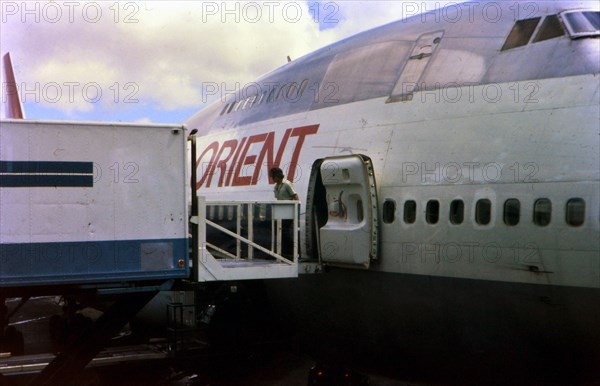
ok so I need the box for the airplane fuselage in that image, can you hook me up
[185,0,600,376]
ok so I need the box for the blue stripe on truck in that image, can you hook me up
[0,161,94,187]
[0,238,189,286]
[0,161,93,174]
[0,174,93,187]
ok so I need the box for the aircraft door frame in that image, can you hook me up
[305,159,327,261]
[309,155,379,268]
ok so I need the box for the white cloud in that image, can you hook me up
[1,1,457,121]
[134,116,153,124]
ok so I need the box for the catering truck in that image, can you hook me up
[0,119,192,383]
[0,119,189,288]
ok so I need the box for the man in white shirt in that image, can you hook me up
[270,167,299,200]
[269,167,298,258]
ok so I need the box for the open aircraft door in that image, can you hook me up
[319,155,378,268]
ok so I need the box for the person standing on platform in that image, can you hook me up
[269,167,298,259]
[270,167,299,201]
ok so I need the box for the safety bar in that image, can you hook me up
[191,197,299,282]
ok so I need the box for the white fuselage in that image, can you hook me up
[185,1,600,371]
[191,73,599,289]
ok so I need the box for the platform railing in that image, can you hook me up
[191,197,299,281]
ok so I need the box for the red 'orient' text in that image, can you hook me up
[196,124,319,189]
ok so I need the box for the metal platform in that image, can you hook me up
[192,198,300,282]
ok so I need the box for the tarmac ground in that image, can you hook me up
[1,296,599,386]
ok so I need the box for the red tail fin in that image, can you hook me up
[3,52,25,119]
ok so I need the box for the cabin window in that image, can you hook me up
[257,91,266,105]
[562,11,600,38]
[241,97,251,110]
[503,199,521,226]
[566,198,585,227]
[234,100,244,112]
[403,200,416,224]
[226,102,236,114]
[426,200,439,225]
[533,15,565,42]
[383,200,396,224]
[449,199,464,225]
[475,199,492,225]
[220,103,230,116]
[533,198,552,226]
[245,95,257,109]
[501,17,541,50]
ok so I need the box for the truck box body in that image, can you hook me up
[0,120,188,287]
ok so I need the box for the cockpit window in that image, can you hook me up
[501,17,541,51]
[561,11,600,38]
[532,15,565,42]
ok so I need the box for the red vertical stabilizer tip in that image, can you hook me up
[2,52,25,119]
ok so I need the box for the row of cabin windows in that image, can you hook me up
[219,79,310,116]
[382,198,586,227]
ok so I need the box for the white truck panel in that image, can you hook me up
[0,119,189,286]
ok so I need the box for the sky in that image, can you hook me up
[1,1,459,124]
